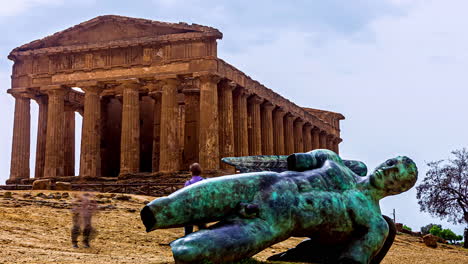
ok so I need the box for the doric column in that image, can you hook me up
[233,87,249,157]
[43,86,66,178]
[9,92,31,182]
[218,80,235,169]
[80,83,102,177]
[273,108,286,155]
[303,124,313,152]
[334,138,342,154]
[283,114,295,155]
[261,101,275,155]
[181,78,200,168]
[159,78,181,172]
[311,127,320,150]
[199,74,221,171]
[148,85,162,172]
[294,118,305,153]
[119,80,140,174]
[64,106,75,176]
[34,95,47,179]
[327,135,335,151]
[248,95,263,156]
[319,130,328,149]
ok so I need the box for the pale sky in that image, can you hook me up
[0,0,467,236]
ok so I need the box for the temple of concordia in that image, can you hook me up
[6,15,344,185]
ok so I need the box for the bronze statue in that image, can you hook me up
[140,149,418,264]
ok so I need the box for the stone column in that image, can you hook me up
[64,106,75,176]
[327,135,335,151]
[199,74,221,171]
[261,102,275,155]
[273,108,286,155]
[9,92,31,183]
[119,80,140,174]
[80,84,102,177]
[149,88,162,172]
[303,124,313,152]
[34,96,47,179]
[233,88,249,157]
[294,119,305,153]
[181,79,200,169]
[311,127,320,150]
[333,138,342,154]
[319,131,328,149]
[248,95,263,156]
[43,86,66,178]
[283,114,295,155]
[218,81,235,169]
[159,78,181,172]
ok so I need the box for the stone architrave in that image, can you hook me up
[233,88,249,157]
[9,92,31,182]
[303,124,313,152]
[148,84,162,172]
[64,106,75,176]
[181,78,200,168]
[80,83,102,177]
[293,118,305,153]
[248,95,263,156]
[159,78,181,172]
[199,74,221,171]
[119,80,141,174]
[34,95,48,179]
[218,81,235,169]
[43,85,66,178]
[319,131,328,149]
[311,127,320,150]
[273,108,286,155]
[283,114,295,155]
[261,102,275,155]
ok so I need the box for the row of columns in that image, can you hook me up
[8,75,341,182]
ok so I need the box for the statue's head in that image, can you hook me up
[369,156,418,196]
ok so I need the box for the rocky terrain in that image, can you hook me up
[0,190,467,264]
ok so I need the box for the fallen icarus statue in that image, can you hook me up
[140,149,418,264]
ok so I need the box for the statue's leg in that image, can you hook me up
[171,218,288,264]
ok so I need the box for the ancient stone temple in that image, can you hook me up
[6,15,344,184]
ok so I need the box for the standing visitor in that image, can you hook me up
[184,163,207,235]
[71,193,97,248]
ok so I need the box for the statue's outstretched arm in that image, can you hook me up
[287,149,343,171]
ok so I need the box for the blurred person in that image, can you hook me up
[71,193,97,248]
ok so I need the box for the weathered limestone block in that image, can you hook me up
[423,234,438,248]
[55,181,72,191]
[32,179,52,190]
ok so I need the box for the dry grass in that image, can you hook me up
[0,190,466,264]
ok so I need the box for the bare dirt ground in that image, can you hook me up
[0,190,466,264]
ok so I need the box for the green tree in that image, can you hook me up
[421,223,441,235]
[429,225,442,237]
[402,225,412,231]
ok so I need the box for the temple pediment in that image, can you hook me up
[12,15,222,53]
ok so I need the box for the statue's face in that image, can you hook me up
[370,156,418,195]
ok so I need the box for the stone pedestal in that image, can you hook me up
[9,93,31,182]
[44,86,66,178]
[34,96,47,179]
[119,80,140,174]
[80,84,102,177]
[294,119,304,153]
[273,108,286,155]
[64,107,75,176]
[159,78,180,172]
[261,102,275,155]
[303,124,312,152]
[248,95,263,156]
[218,81,235,169]
[284,114,295,155]
[199,75,221,171]
[233,88,249,157]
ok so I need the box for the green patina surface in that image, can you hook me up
[140,149,418,264]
